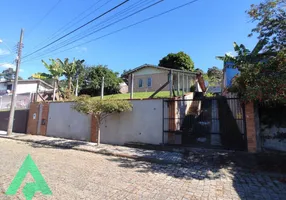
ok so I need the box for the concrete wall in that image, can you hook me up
[101,99,163,145]
[259,105,286,152]
[46,102,91,141]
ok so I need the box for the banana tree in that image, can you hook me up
[59,58,85,99]
[216,40,268,68]
[42,59,65,101]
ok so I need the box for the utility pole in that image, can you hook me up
[100,77,104,100]
[7,29,24,136]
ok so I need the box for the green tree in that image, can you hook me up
[207,66,223,85]
[247,0,286,52]
[121,69,132,85]
[41,59,65,101]
[159,51,194,71]
[80,65,122,97]
[29,72,54,85]
[0,68,15,80]
[73,95,132,145]
[0,68,23,81]
[231,51,286,103]
[59,58,85,99]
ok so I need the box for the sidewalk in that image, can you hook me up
[0,132,286,178]
[0,132,184,164]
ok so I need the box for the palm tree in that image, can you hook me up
[42,59,65,101]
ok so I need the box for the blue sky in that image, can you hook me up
[0,0,261,79]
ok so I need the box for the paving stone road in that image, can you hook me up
[0,138,285,200]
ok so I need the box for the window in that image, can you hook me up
[147,77,152,87]
[138,79,143,88]
[7,84,12,90]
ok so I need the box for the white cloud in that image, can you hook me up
[75,47,88,53]
[0,48,10,56]
[0,62,24,72]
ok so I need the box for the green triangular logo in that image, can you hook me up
[6,154,52,200]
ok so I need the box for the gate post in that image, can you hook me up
[245,102,257,153]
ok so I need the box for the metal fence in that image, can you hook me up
[163,96,247,150]
[0,93,31,110]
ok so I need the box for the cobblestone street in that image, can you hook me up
[0,138,285,200]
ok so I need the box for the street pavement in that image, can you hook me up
[0,138,285,200]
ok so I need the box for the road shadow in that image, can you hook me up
[106,148,286,199]
[107,149,235,180]
[20,139,91,149]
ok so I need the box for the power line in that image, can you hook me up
[23,0,163,61]
[32,0,110,49]
[46,0,164,52]
[22,0,200,64]
[27,0,157,58]
[26,0,63,38]
[23,0,130,59]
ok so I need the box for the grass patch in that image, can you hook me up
[93,91,171,100]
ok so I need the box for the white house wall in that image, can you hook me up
[101,99,163,145]
[46,102,91,141]
[0,83,6,94]
[44,100,164,145]
[16,83,38,94]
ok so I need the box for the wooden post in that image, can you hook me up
[130,73,134,99]
[100,77,104,100]
[182,73,185,96]
[169,71,173,97]
[36,104,43,135]
[186,75,189,92]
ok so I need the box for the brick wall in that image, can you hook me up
[245,102,257,152]
[26,102,50,136]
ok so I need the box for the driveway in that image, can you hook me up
[0,138,285,200]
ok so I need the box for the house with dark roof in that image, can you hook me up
[123,64,206,96]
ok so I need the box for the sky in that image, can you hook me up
[0,0,261,79]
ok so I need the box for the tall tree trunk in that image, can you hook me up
[52,79,56,101]
[68,77,72,99]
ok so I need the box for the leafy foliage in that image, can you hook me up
[59,58,85,98]
[0,68,15,80]
[0,68,23,81]
[29,72,54,85]
[230,50,286,103]
[121,69,132,85]
[73,95,132,145]
[80,65,122,96]
[73,95,132,118]
[247,0,286,52]
[40,59,65,100]
[42,59,65,80]
[207,67,223,85]
[159,51,194,71]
